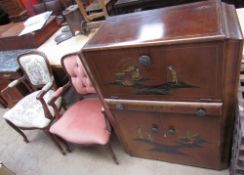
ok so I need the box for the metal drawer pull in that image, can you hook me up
[138,55,151,66]
[196,108,207,117]
[115,103,124,110]
[164,127,176,138]
[151,124,159,133]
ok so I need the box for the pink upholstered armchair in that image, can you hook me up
[48,53,118,164]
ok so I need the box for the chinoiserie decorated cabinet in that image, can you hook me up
[81,0,243,170]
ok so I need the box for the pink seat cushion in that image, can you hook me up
[49,98,110,145]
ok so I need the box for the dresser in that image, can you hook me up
[81,0,243,169]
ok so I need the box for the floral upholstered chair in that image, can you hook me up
[48,53,118,164]
[1,51,65,154]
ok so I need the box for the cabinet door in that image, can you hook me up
[108,100,224,169]
[84,41,223,101]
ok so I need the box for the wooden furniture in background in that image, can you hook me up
[230,65,244,175]
[0,16,59,51]
[0,0,28,22]
[81,0,243,169]
[20,0,38,16]
[237,8,244,60]
[0,4,10,25]
[75,0,108,22]
[0,49,31,108]
[0,69,28,107]
[33,0,63,16]
[85,0,116,15]
[63,5,86,35]
[114,0,203,14]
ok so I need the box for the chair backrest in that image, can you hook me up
[74,0,108,22]
[62,53,96,94]
[18,51,53,88]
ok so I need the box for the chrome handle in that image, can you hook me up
[116,103,124,110]
[196,108,207,117]
[138,55,151,66]
[151,124,159,133]
[164,127,176,137]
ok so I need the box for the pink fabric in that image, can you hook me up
[63,55,96,94]
[49,98,110,145]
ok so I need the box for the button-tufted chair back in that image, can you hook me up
[62,53,96,94]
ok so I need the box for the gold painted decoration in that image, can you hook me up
[108,65,197,95]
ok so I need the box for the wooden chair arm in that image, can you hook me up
[48,81,71,106]
[1,76,26,94]
[36,81,54,100]
[47,81,71,119]
[36,81,55,119]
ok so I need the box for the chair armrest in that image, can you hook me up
[8,79,21,88]
[48,81,71,106]
[1,76,26,94]
[36,81,54,100]
[47,81,71,119]
[36,81,55,119]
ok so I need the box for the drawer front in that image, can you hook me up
[84,41,223,101]
[109,101,223,169]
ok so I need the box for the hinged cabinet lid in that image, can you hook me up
[83,0,243,51]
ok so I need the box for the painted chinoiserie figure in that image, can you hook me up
[81,0,243,170]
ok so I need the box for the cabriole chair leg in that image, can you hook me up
[45,131,66,155]
[5,120,29,143]
[57,135,72,153]
[106,142,119,165]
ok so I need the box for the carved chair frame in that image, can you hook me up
[1,50,65,155]
[48,52,118,164]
